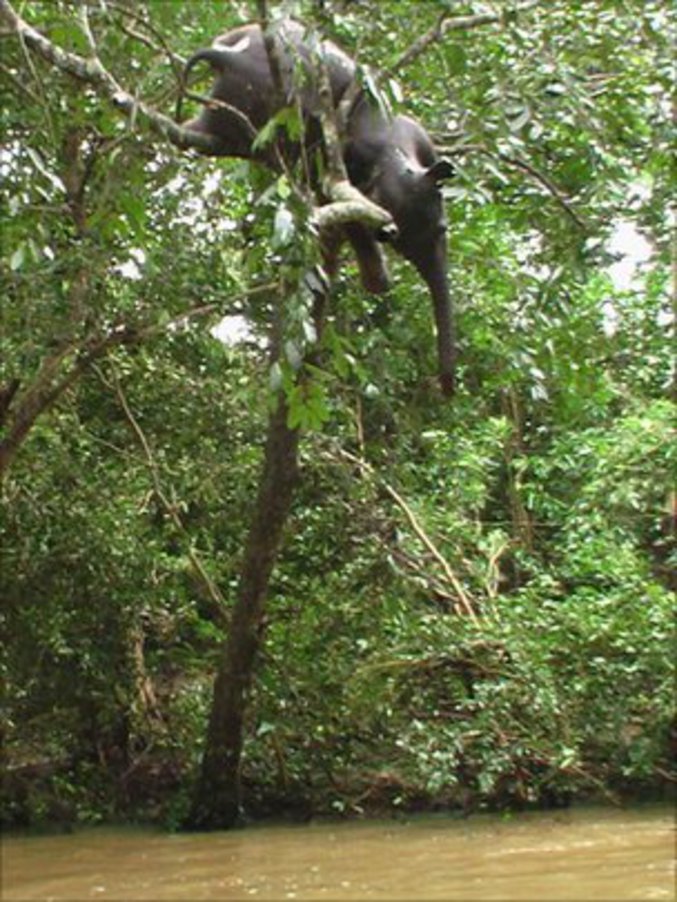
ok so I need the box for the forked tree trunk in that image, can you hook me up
[185,20,361,832]
[187,393,300,829]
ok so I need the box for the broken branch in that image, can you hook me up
[329,444,480,623]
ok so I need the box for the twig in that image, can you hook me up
[438,140,587,229]
[332,445,479,623]
[0,0,223,154]
[14,4,56,147]
[390,546,457,610]
[0,291,268,479]
[106,0,184,80]
[379,472,479,624]
[485,540,510,599]
[654,766,677,783]
[76,3,98,57]
[384,5,539,78]
[499,152,588,229]
[385,12,493,77]
[0,59,39,102]
[106,364,228,623]
[182,90,258,143]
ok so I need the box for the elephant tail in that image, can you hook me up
[176,48,229,122]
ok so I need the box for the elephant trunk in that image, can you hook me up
[426,261,455,397]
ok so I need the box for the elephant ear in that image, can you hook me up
[425,159,455,184]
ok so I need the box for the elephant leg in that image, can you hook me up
[345,222,390,295]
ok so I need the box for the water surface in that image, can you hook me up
[2,804,674,900]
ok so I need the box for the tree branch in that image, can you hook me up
[499,152,588,230]
[0,297,255,480]
[105,0,184,82]
[438,140,588,229]
[385,12,495,77]
[0,0,222,154]
[383,2,539,81]
[0,330,129,479]
[106,364,228,624]
[328,444,480,623]
[311,179,394,234]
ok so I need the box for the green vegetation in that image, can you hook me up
[1,0,674,828]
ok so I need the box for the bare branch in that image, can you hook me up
[0,0,223,155]
[499,152,588,230]
[0,59,39,102]
[384,2,539,79]
[385,11,500,77]
[0,282,280,480]
[327,443,480,623]
[311,179,393,234]
[105,364,228,623]
[76,3,98,57]
[105,0,184,80]
[0,329,138,480]
[438,140,588,230]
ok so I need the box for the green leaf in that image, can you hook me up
[269,362,284,392]
[272,206,295,246]
[252,106,302,152]
[284,340,303,371]
[508,107,531,132]
[10,245,25,271]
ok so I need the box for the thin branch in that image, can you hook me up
[106,364,228,622]
[390,546,458,611]
[381,2,539,89]
[382,13,486,78]
[106,0,184,80]
[654,766,677,783]
[386,11,504,78]
[0,59,39,102]
[76,3,98,57]
[0,296,255,480]
[256,0,286,106]
[0,0,222,155]
[14,4,57,147]
[499,152,588,230]
[0,330,132,479]
[438,140,587,229]
[182,91,258,143]
[117,18,154,52]
[331,444,479,623]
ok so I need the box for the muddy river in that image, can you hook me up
[2,804,674,900]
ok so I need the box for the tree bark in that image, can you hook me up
[501,387,535,554]
[0,2,385,827]
[187,393,300,829]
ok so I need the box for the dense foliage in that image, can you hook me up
[1,0,674,827]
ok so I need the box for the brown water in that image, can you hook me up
[2,805,674,901]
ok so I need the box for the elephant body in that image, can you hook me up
[182,20,455,395]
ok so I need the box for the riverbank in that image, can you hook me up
[3,745,674,833]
